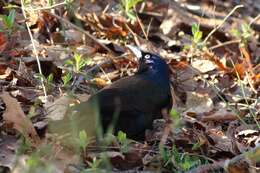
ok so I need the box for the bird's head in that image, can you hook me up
[127,45,169,77]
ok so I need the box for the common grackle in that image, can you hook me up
[49,46,172,141]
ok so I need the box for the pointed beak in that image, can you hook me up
[126,45,142,61]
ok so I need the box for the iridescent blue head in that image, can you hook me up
[127,45,170,86]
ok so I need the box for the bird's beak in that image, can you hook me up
[126,45,142,61]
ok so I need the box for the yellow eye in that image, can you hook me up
[144,54,150,59]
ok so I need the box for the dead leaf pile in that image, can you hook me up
[0,0,259,172]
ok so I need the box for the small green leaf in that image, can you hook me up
[127,0,143,10]
[117,130,126,143]
[48,0,54,6]
[1,16,8,27]
[191,141,201,150]
[170,109,180,120]
[47,74,53,83]
[73,53,86,72]
[74,53,81,64]
[7,9,16,27]
[241,23,251,39]
[191,24,199,36]
[194,31,202,43]
[231,28,241,38]
[65,59,74,66]
[172,145,181,162]
[120,0,143,20]
[126,11,136,20]
[62,72,72,86]
[241,23,250,33]
[78,130,88,149]
[79,130,87,142]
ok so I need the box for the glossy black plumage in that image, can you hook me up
[50,46,172,141]
[88,47,172,139]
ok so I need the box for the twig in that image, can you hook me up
[71,53,128,91]
[185,161,225,173]
[249,13,260,26]
[99,66,112,84]
[124,23,141,46]
[23,2,66,11]
[209,39,240,50]
[146,17,153,39]
[135,7,148,40]
[233,60,260,129]
[21,0,47,98]
[203,5,244,44]
[49,13,114,55]
[185,152,216,163]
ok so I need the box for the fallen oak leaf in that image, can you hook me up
[0,91,40,146]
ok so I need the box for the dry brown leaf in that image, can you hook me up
[201,109,239,122]
[0,91,40,146]
[191,59,217,73]
[204,51,230,72]
[91,78,109,87]
[185,91,214,115]
[240,47,254,77]
[233,63,246,79]
[0,67,12,79]
[0,32,7,53]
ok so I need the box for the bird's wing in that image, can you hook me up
[91,75,169,114]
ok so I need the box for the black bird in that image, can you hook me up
[49,46,172,141]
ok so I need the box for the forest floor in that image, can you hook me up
[0,0,259,172]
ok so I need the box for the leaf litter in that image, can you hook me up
[0,0,259,172]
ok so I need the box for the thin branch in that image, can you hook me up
[21,0,47,98]
[209,39,240,50]
[23,2,66,11]
[203,5,244,44]
[135,7,148,40]
[249,13,260,26]
[146,17,153,39]
[49,13,114,55]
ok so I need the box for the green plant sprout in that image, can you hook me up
[34,73,54,93]
[231,23,252,47]
[191,23,203,49]
[18,144,54,173]
[0,9,16,34]
[63,53,91,88]
[170,109,182,129]
[160,145,203,172]
[117,130,129,153]
[120,0,143,21]
[47,0,54,6]
[82,157,103,173]
[62,71,73,87]
[65,53,91,73]
[77,130,89,153]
